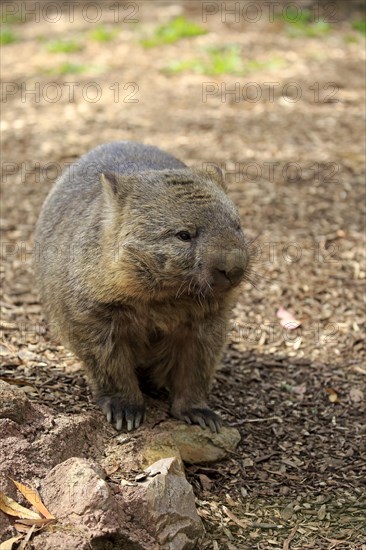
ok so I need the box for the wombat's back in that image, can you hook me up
[76,141,186,176]
[37,141,186,224]
[61,141,186,196]
[34,142,187,324]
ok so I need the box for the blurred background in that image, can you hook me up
[1,0,365,547]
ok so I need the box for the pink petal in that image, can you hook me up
[276,307,301,330]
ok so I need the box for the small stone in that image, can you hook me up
[123,457,204,549]
[40,457,113,517]
[141,431,183,468]
[0,380,36,423]
[156,421,241,464]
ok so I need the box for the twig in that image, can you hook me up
[255,451,279,464]
[283,525,298,550]
[237,416,283,424]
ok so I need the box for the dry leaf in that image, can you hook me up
[349,387,364,403]
[293,383,307,398]
[222,505,249,529]
[0,535,24,550]
[105,464,120,476]
[225,494,236,506]
[18,524,36,550]
[10,478,55,519]
[120,479,134,487]
[283,525,298,550]
[198,474,212,491]
[15,517,55,526]
[14,523,33,533]
[276,307,301,330]
[293,337,302,350]
[0,492,41,520]
[318,504,327,520]
[281,502,294,520]
[326,387,339,403]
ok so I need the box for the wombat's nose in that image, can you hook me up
[227,266,245,285]
[212,266,245,290]
[210,247,248,291]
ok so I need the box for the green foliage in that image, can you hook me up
[89,25,119,42]
[352,19,366,36]
[46,39,83,53]
[141,16,207,48]
[281,8,331,37]
[344,33,360,43]
[45,62,90,75]
[0,28,17,45]
[280,382,293,392]
[166,45,284,76]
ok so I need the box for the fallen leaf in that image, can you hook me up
[120,479,134,487]
[293,337,302,350]
[14,523,33,534]
[105,463,120,476]
[225,493,236,506]
[10,479,55,519]
[325,539,351,549]
[240,487,248,498]
[0,535,24,550]
[292,383,306,398]
[283,525,298,550]
[326,387,339,403]
[281,502,294,520]
[276,307,301,330]
[222,505,249,529]
[14,517,55,526]
[18,524,36,550]
[318,504,326,520]
[0,492,41,520]
[198,474,212,491]
[349,387,364,403]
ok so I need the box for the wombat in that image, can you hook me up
[35,141,249,432]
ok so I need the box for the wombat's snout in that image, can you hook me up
[210,248,248,292]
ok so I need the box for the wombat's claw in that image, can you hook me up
[182,408,222,433]
[96,396,145,431]
[126,407,144,431]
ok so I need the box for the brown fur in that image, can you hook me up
[34,141,248,432]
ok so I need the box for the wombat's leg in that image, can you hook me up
[169,331,224,433]
[83,350,145,432]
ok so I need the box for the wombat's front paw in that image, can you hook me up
[174,407,222,433]
[96,395,145,431]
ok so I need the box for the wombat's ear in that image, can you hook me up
[100,172,132,205]
[196,164,227,192]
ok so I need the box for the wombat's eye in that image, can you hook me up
[176,231,192,242]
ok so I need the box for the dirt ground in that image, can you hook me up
[1,1,365,549]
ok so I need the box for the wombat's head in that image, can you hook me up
[100,168,249,302]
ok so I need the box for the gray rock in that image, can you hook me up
[40,457,113,518]
[162,421,241,464]
[0,379,35,423]
[123,457,204,550]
